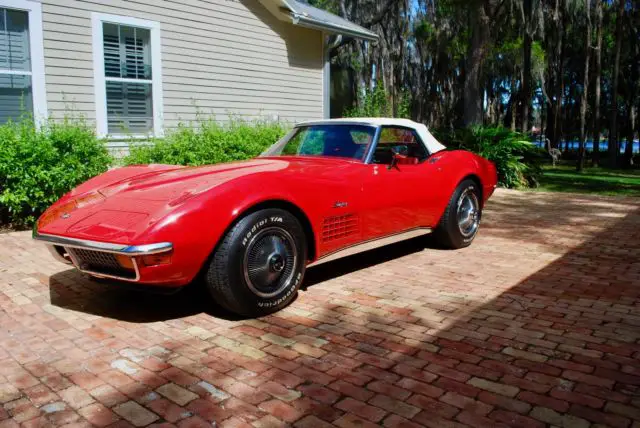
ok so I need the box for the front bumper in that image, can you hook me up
[33,229,173,282]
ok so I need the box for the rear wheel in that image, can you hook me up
[434,179,482,249]
[205,208,307,317]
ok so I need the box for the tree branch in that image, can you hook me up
[329,0,393,59]
[490,0,508,21]
[339,0,348,19]
[361,0,398,28]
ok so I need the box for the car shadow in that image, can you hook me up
[303,234,435,289]
[48,270,240,322]
[47,235,435,323]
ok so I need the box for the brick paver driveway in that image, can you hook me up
[1,189,639,428]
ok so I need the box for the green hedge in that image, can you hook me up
[0,118,111,227]
[435,126,544,188]
[0,116,541,228]
[123,118,289,166]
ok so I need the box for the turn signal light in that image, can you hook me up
[115,254,136,270]
[140,252,172,267]
[37,199,77,229]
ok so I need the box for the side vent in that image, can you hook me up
[322,214,359,242]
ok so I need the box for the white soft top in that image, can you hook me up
[297,118,446,154]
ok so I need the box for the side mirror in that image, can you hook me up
[387,145,408,170]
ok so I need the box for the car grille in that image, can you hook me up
[67,248,137,280]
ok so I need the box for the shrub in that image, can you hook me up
[436,126,544,188]
[124,118,289,166]
[345,83,411,119]
[0,118,111,228]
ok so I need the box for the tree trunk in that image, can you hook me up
[463,2,490,126]
[608,0,624,167]
[625,106,636,166]
[521,0,532,134]
[577,0,591,172]
[591,0,603,167]
[510,77,517,131]
[623,13,639,167]
[546,0,564,150]
[554,5,566,151]
[544,23,557,149]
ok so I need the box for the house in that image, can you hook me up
[0,0,377,149]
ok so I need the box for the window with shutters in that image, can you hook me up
[0,0,46,124]
[92,14,163,137]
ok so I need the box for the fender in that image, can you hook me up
[426,150,495,223]
[142,180,317,284]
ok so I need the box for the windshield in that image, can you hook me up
[262,124,376,161]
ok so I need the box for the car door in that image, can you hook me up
[361,126,443,239]
[299,126,374,258]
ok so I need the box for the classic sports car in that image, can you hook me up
[34,118,497,316]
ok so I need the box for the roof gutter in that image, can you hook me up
[290,12,379,42]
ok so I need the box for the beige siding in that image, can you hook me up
[41,0,324,130]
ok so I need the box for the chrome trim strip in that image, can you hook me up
[308,227,432,267]
[79,264,140,282]
[364,125,383,165]
[33,231,173,255]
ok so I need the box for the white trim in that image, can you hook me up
[0,69,31,75]
[0,0,47,125]
[104,134,150,141]
[104,76,152,85]
[91,12,164,138]
[322,34,330,119]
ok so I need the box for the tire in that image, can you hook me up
[205,208,307,317]
[434,179,482,249]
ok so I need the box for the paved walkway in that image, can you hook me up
[1,189,639,428]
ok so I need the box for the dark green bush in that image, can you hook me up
[124,118,289,166]
[436,126,543,188]
[0,118,111,227]
[344,83,411,119]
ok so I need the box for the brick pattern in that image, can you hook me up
[0,189,639,427]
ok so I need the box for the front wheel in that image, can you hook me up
[434,179,482,249]
[205,208,307,317]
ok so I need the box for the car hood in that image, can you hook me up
[98,158,289,202]
[38,156,356,243]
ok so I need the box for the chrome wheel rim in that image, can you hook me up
[243,227,297,298]
[457,189,480,238]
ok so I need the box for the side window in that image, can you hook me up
[372,127,428,165]
[282,128,326,155]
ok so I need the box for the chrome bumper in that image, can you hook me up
[33,229,173,282]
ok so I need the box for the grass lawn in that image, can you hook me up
[535,164,640,197]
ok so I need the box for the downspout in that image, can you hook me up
[323,34,342,119]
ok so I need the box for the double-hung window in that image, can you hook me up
[92,13,163,137]
[0,0,45,124]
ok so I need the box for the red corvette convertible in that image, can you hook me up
[34,118,497,316]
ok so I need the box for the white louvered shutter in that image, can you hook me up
[0,8,33,124]
[103,23,153,134]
